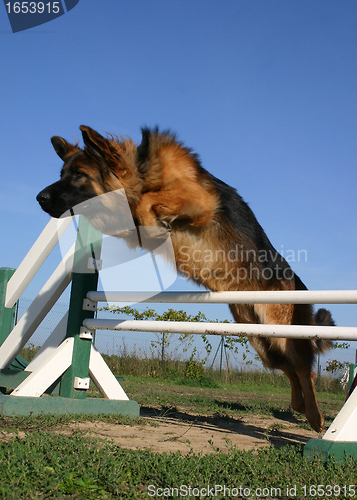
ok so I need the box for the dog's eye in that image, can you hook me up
[73,171,84,179]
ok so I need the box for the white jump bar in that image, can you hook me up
[5,217,73,309]
[86,290,357,305]
[82,319,357,341]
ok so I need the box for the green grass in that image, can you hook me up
[0,431,356,499]
[0,431,356,500]
[5,349,351,499]
[0,375,351,499]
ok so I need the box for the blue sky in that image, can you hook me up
[1,1,356,364]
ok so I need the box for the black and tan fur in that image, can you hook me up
[37,125,334,432]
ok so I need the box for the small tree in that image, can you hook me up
[325,342,350,375]
[102,305,251,371]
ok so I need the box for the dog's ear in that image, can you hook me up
[80,125,110,161]
[51,136,74,160]
[136,128,152,175]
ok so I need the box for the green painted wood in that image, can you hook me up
[0,268,30,392]
[348,364,357,393]
[0,268,16,347]
[59,217,103,399]
[0,368,29,388]
[0,394,139,417]
[0,369,60,394]
[10,355,29,370]
[304,438,357,462]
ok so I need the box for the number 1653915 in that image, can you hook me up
[5,2,61,14]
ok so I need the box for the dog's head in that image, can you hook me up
[37,126,142,219]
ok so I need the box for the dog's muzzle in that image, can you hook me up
[36,188,65,218]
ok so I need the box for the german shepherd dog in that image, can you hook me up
[37,125,334,432]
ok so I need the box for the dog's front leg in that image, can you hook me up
[136,187,215,228]
[136,192,162,227]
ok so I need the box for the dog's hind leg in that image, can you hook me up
[249,336,306,416]
[295,369,324,432]
[281,366,305,414]
[256,346,323,431]
[267,357,323,431]
[274,338,324,432]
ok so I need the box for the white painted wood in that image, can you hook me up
[87,290,357,305]
[79,326,93,340]
[89,344,129,400]
[82,298,97,311]
[323,386,357,441]
[5,217,73,309]
[25,312,68,373]
[10,338,74,397]
[83,318,357,341]
[73,377,90,390]
[0,245,75,369]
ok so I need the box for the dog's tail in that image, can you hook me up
[312,308,335,353]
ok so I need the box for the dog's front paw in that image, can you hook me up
[159,220,172,232]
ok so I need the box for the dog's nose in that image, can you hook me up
[36,190,51,205]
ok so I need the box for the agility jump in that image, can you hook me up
[0,215,356,461]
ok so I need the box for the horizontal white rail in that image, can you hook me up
[82,318,357,341]
[87,290,357,305]
[5,217,73,309]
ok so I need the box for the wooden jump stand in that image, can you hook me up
[0,216,357,461]
[0,216,138,417]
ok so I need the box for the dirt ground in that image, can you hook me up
[55,407,318,455]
